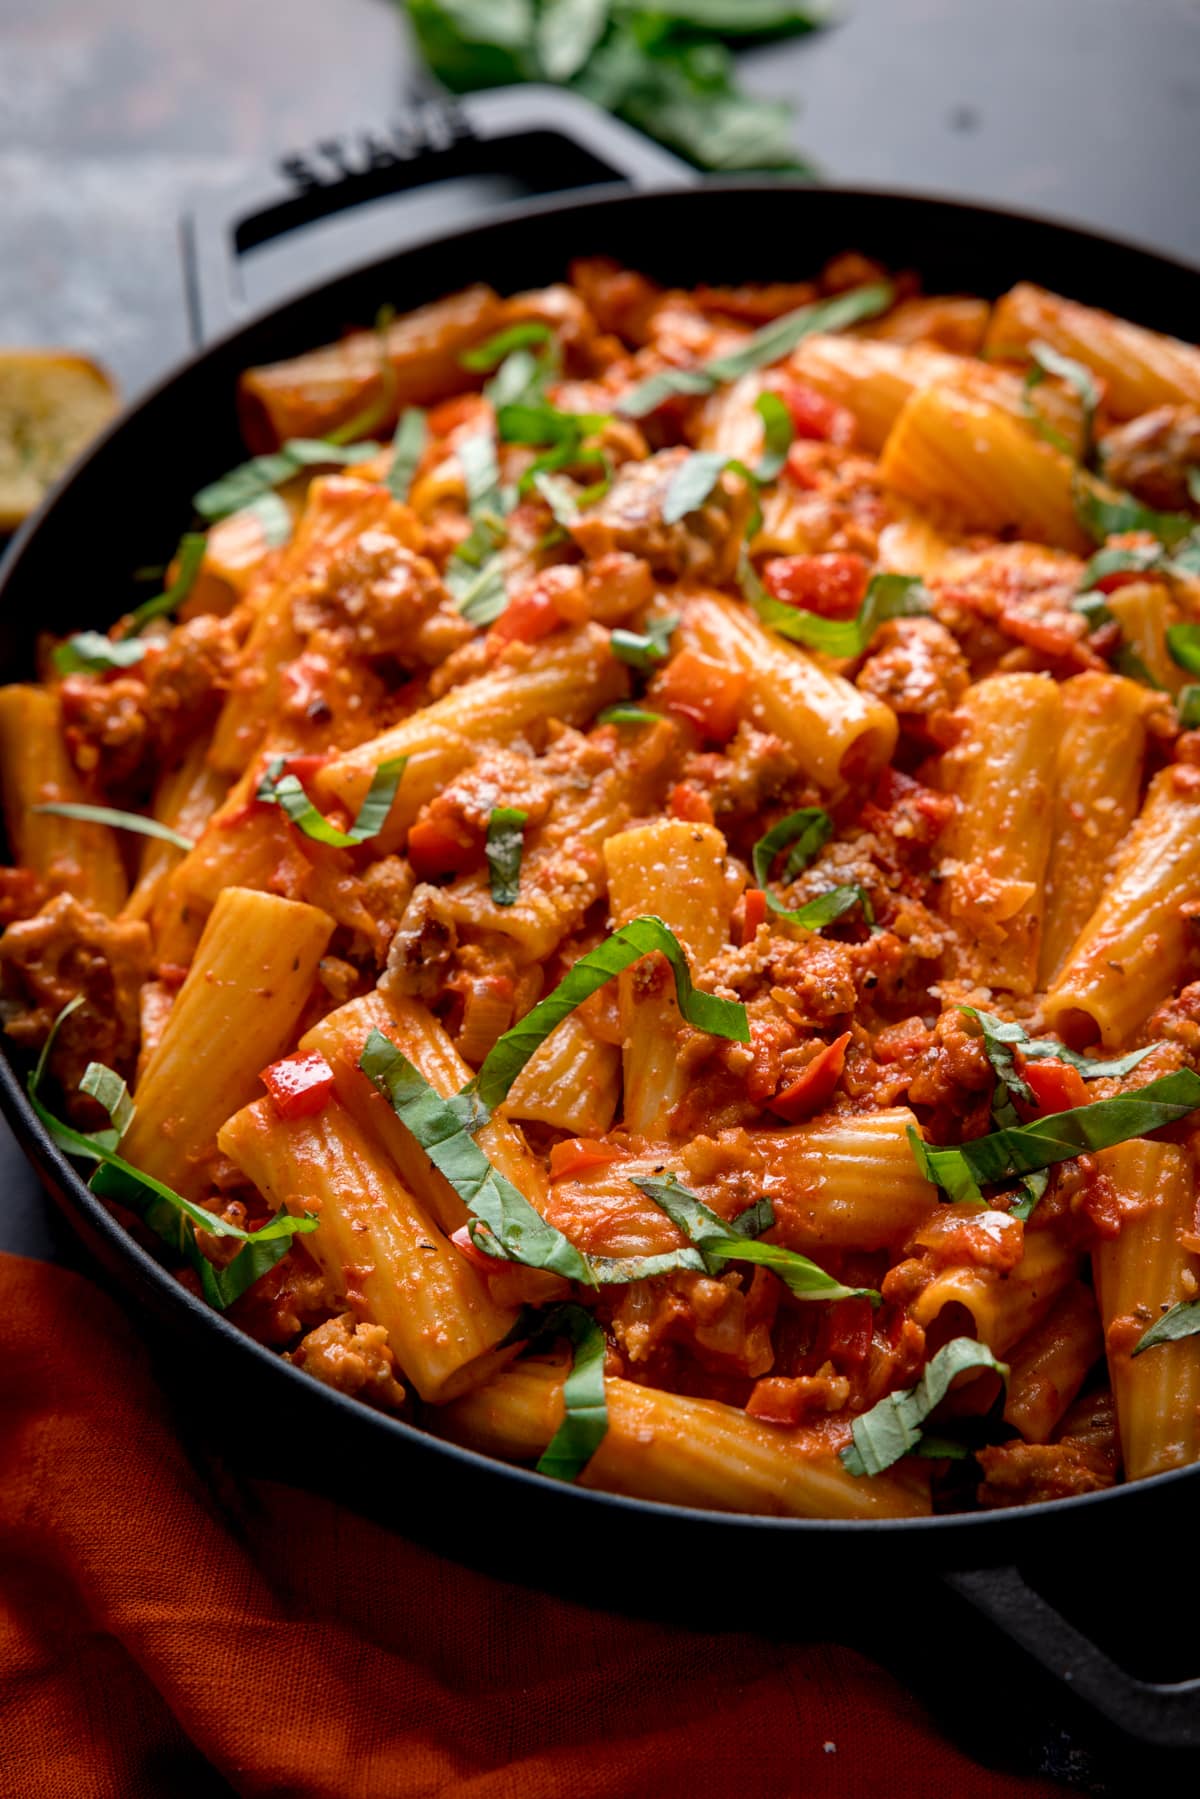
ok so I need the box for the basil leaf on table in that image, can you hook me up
[30,802,195,854]
[465,915,749,1120]
[486,806,527,906]
[907,1068,1200,1206]
[193,439,378,523]
[387,407,427,502]
[359,1027,596,1285]
[534,1303,610,1481]
[841,1338,1009,1477]
[125,533,208,633]
[745,567,929,659]
[1132,1300,1200,1358]
[619,284,894,418]
[751,807,833,889]
[256,755,406,848]
[52,631,149,677]
[610,613,678,671]
[633,1174,878,1302]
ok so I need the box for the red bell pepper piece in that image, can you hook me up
[740,887,768,945]
[762,552,869,618]
[651,650,746,742]
[1021,1058,1091,1115]
[405,815,481,880]
[450,1222,505,1276]
[260,1049,336,1120]
[549,1138,622,1181]
[768,1031,852,1122]
[667,782,716,826]
[773,377,856,447]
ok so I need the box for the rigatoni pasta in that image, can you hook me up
[6,252,1200,1519]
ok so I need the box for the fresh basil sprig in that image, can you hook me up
[619,283,894,418]
[465,915,749,1121]
[1132,1300,1200,1358]
[359,1027,596,1285]
[841,1338,1008,1476]
[610,613,678,671]
[53,631,149,677]
[534,1303,610,1482]
[256,754,406,848]
[193,439,379,523]
[486,806,527,906]
[751,807,833,890]
[388,407,427,502]
[907,1068,1200,1205]
[744,565,929,659]
[634,1174,878,1302]
[30,802,195,853]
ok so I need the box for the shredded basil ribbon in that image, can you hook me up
[907,1068,1200,1205]
[961,1006,1159,1110]
[388,408,427,502]
[841,1338,1008,1476]
[53,631,148,677]
[596,705,663,726]
[769,884,874,932]
[256,754,406,848]
[486,806,527,907]
[29,1000,315,1310]
[31,802,195,853]
[745,566,929,658]
[1167,623,1200,675]
[323,302,399,446]
[618,282,895,418]
[633,1174,877,1302]
[534,1304,610,1481]
[610,614,678,671]
[454,557,509,625]
[466,915,749,1121]
[1178,686,1200,730]
[1022,340,1098,463]
[193,439,379,523]
[122,532,208,634]
[1132,1300,1200,1358]
[1073,474,1198,553]
[461,322,554,374]
[358,1028,596,1285]
[241,492,293,546]
[751,806,832,884]
[660,394,796,527]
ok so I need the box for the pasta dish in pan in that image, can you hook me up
[4,255,1200,1518]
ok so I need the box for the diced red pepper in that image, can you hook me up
[549,1138,622,1181]
[740,887,768,945]
[815,1295,874,1369]
[1021,1058,1091,1115]
[650,649,746,743]
[488,586,561,648]
[667,782,716,826]
[450,1222,505,1277]
[768,1030,852,1122]
[405,815,481,880]
[260,1049,336,1120]
[278,753,332,785]
[772,377,856,447]
[1091,569,1147,595]
[762,552,869,619]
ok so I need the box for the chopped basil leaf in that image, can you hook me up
[1009,1167,1050,1224]
[457,431,502,514]
[239,491,293,547]
[126,533,207,633]
[497,401,610,447]
[1178,684,1200,729]
[634,1174,877,1302]
[746,567,929,658]
[596,704,663,726]
[256,754,405,847]
[454,554,509,625]
[841,1338,1008,1476]
[388,407,427,502]
[192,439,378,522]
[79,1060,135,1142]
[466,915,750,1120]
[460,322,553,372]
[53,631,149,676]
[751,807,832,890]
[1131,1300,1200,1358]
[960,1006,1159,1109]
[1190,467,1200,506]
[534,1303,610,1480]
[768,884,873,932]
[1073,475,1195,551]
[532,469,583,526]
[30,802,195,853]
[662,450,732,525]
[907,1068,1200,1205]
[619,283,894,418]
[1078,542,1167,594]
[486,806,527,906]
[610,613,679,671]
[1114,642,1166,691]
[1167,623,1200,675]
[323,303,399,446]
[1022,340,1098,462]
[753,390,794,481]
[359,1027,595,1285]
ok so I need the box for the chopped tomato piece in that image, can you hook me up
[668,782,715,826]
[278,753,332,785]
[762,552,869,619]
[768,1030,851,1122]
[772,377,856,447]
[261,1050,336,1120]
[405,815,481,880]
[1091,569,1147,595]
[815,1295,874,1368]
[549,1138,622,1181]
[650,649,746,742]
[450,1223,503,1277]
[1021,1058,1090,1115]
[740,887,768,945]
[487,586,561,648]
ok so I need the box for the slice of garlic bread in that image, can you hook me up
[0,351,119,532]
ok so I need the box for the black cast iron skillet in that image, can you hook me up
[4,86,1200,1751]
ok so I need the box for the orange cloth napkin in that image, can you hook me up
[0,1250,1072,1799]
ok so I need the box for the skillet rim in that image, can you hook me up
[3,175,1200,1543]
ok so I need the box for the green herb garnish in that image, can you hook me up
[751,807,833,889]
[534,1303,610,1481]
[52,632,149,677]
[387,407,427,502]
[1022,340,1098,462]
[30,803,195,853]
[610,613,678,671]
[256,755,405,847]
[1131,1300,1200,1358]
[745,565,929,658]
[486,806,527,906]
[841,1338,1008,1476]
[125,533,208,634]
[192,439,378,523]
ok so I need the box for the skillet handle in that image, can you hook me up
[182,86,693,346]
[946,1565,1200,1749]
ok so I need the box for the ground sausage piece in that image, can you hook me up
[570,447,755,584]
[856,616,970,733]
[294,530,471,666]
[976,1438,1116,1508]
[1100,405,1200,513]
[288,1312,406,1409]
